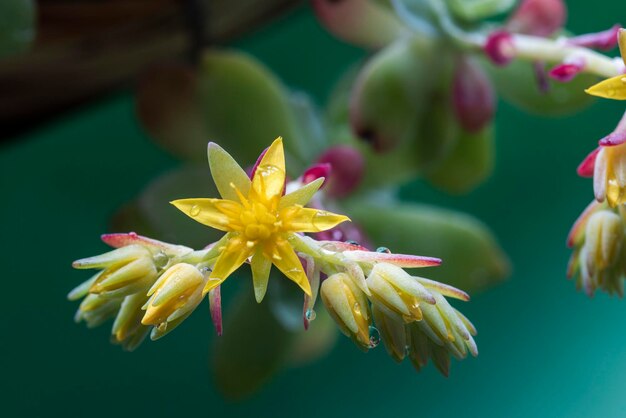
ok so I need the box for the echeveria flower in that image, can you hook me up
[171,137,349,301]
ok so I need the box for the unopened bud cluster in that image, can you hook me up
[568,203,626,297]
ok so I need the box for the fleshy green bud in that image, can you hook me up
[366,263,436,323]
[584,211,624,271]
[320,272,371,350]
[73,245,158,298]
[74,294,122,329]
[111,292,151,351]
[372,305,407,363]
[142,263,206,329]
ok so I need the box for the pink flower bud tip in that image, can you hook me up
[549,62,584,83]
[484,31,515,66]
[302,163,332,185]
[507,0,567,37]
[577,147,599,178]
[452,56,496,133]
[315,145,364,198]
[569,25,621,51]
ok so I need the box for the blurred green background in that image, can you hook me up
[3,1,626,417]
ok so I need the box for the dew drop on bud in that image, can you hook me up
[190,205,201,217]
[369,326,381,348]
[376,246,391,254]
[305,309,317,321]
[353,302,361,315]
[157,322,168,332]
[154,251,168,268]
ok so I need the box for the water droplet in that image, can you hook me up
[345,240,359,246]
[376,247,391,254]
[153,251,168,268]
[305,309,316,321]
[190,205,201,217]
[200,267,210,274]
[369,326,380,348]
[157,322,168,332]
[353,302,361,314]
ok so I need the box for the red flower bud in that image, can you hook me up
[452,56,496,133]
[507,0,567,37]
[316,146,365,198]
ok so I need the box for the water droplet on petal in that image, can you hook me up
[157,322,168,332]
[369,326,380,348]
[353,302,361,314]
[190,205,201,217]
[376,246,391,254]
[345,240,359,246]
[305,309,316,321]
[200,267,210,275]
[154,251,169,268]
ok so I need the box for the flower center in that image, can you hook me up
[240,202,280,242]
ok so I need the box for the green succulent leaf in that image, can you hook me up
[136,50,313,169]
[0,0,35,59]
[483,58,597,116]
[425,124,495,194]
[197,50,311,167]
[350,37,441,152]
[110,165,223,248]
[213,286,294,399]
[345,201,510,293]
[445,0,516,21]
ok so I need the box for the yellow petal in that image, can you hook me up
[279,178,324,209]
[585,75,626,100]
[271,237,311,296]
[204,235,252,294]
[170,198,242,231]
[207,142,251,201]
[250,137,286,203]
[251,251,272,303]
[281,207,350,233]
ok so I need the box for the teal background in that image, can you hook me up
[3,2,626,417]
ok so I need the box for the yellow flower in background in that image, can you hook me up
[171,137,350,302]
[585,28,626,100]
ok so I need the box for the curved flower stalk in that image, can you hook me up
[70,138,478,375]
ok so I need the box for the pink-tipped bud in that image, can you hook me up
[452,56,496,134]
[507,0,567,37]
[549,61,584,83]
[484,31,515,66]
[209,286,222,336]
[316,146,364,198]
[569,25,621,51]
[577,147,600,178]
[302,163,332,185]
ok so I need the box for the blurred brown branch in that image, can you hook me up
[0,0,301,137]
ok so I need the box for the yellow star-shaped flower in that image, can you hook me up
[171,137,350,302]
[586,28,626,100]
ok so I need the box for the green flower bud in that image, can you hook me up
[320,272,371,350]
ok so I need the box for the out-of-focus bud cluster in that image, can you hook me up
[70,233,215,350]
[568,202,626,297]
[309,238,478,375]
